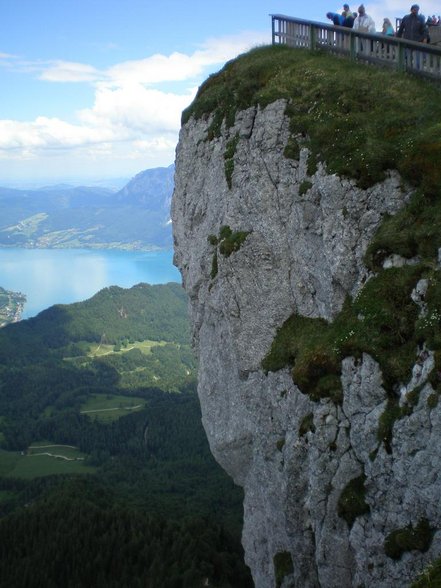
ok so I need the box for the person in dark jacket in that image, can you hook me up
[326,11,344,25]
[326,10,356,27]
[397,4,429,42]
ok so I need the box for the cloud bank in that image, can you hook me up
[0,31,268,178]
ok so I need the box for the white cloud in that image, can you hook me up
[40,61,101,83]
[0,30,268,171]
[77,84,194,133]
[105,53,204,86]
[33,31,268,87]
[104,31,268,86]
[0,117,115,151]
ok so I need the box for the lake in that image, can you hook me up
[0,248,181,319]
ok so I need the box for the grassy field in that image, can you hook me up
[28,443,86,459]
[0,449,19,476]
[88,339,167,357]
[0,445,96,479]
[80,393,146,422]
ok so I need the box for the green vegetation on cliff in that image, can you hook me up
[183,45,441,193]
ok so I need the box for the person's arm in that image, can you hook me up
[396,18,405,37]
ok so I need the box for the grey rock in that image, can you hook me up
[172,101,439,587]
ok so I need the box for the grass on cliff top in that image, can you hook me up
[183,44,441,192]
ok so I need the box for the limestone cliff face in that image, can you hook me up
[171,99,441,587]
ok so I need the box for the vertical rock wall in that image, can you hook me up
[171,101,441,587]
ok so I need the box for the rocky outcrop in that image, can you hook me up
[172,99,441,587]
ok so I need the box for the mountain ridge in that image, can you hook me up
[0,164,175,250]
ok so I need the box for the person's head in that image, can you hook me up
[343,3,350,10]
[410,4,419,14]
[326,12,333,19]
[358,4,365,15]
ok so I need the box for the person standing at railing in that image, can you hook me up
[326,9,356,28]
[342,3,352,17]
[396,5,429,42]
[382,18,395,35]
[353,4,376,33]
[397,5,428,70]
[341,3,356,26]
[353,4,375,53]
[326,11,345,25]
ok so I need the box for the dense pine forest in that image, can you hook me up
[0,283,252,587]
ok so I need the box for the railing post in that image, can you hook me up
[350,33,356,60]
[309,24,316,51]
[398,43,405,71]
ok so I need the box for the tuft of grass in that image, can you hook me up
[208,226,250,281]
[210,251,218,279]
[299,413,315,437]
[337,474,370,527]
[284,135,300,160]
[412,557,441,587]
[183,45,441,193]
[276,437,285,451]
[224,133,240,189]
[262,313,343,402]
[377,398,403,453]
[299,180,313,196]
[218,226,250,257]
[385,518,433,560]
[365,191,441,271]
[273,551,294,588]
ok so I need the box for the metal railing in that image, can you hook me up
[271,14,441,80]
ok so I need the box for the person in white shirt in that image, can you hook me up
[353,4,376,32]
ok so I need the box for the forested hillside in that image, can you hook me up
[0,283,251,587]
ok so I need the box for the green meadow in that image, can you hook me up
[88,339,167,357]
[79,393,146,422]
[0,446,95,479]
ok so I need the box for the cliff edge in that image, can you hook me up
[172,46,441,587]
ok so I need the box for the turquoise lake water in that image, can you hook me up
[0,248,181,319]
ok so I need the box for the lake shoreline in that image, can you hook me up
[0,243,168,252]
[0,247,180,320]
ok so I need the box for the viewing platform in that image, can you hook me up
[271,14,441,80]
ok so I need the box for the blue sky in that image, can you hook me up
[0,0,438,185]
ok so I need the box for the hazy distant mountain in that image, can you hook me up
[1,176,131,191]
[116,165,174,212]
[0,165,175,250]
